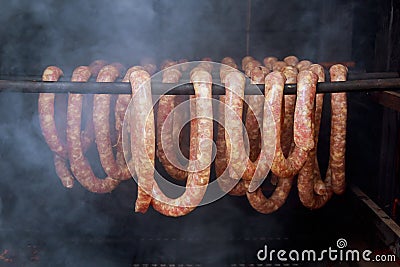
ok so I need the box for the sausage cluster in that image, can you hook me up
[38,56,348,216]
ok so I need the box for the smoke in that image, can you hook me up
[0,0,383,265]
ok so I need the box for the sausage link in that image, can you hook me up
[216,59,246,196]
[281,66,298,156]
[242,56,254,70]
[224,71,282,188]
[114,66,144,180]
[245,67,268,162]
[156,67,188,180]
[272,61,288,72]
[67,66,120,193]
[284,56,299,67]
[151,69,213,217]
[263,56,278,71]
[244,60,261,77]
[173,95,190,159]
[297,66,332,208]
[246,70,314,213]
[296,60,312,71]
[80,60,107,153]
[38,66,66,158]
[88,60,107,76]
[93,64,131,180]
[329,64,348,195]
[308,64,327,195]
[38,66,76,187]
[215,96,245,196]
[297,64,347,209]
[53,154,74,188]
[270,66,298,186]
[245,177,293,214]
[269,71,315,178]
[128,70,155,213]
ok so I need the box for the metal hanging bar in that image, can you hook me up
[0,78,400,95]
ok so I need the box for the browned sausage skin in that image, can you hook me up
[39,66,66,157]
[269,66,298,186]
[151,68,213,217]
[216,59,247,195]
[297,64,347,209]
[263,56,278,71]
[129,70,155,213]
[284,56,299,67]
[92,64,131,180]
[38,66,76,188]
[245,70,315,214]
[67,66,120,193]
[156,64,188,181]
[296,60,312,71]
[328,64,348,195]
[272,61,288,72]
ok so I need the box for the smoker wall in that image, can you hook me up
[0,0,365,75]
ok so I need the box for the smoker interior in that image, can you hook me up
[0,0,399,266]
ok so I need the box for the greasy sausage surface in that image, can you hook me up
[151,69,213,217]
[129,70,155,213]
[67,66,120,193]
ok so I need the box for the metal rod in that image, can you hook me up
[1,78,400,95]
[1,72,399,82]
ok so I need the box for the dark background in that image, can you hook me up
[0,0,377,74]
[0,0,399,266]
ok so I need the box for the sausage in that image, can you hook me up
[269,66,298,186]
[296,60,312,71]
[38,66,75,188]
[221,57,235,65]
[160,59,177,70]
[220,62,238,83]
[223,70,277,192]
[272,61,288,72]
[93,64,131,180]
[178,59,189,72]
[245,70,306,213]
[39,66,66,158]
[67,66,120,193]
[244,60,261,77]
[245,66,268,162]
[80,60,108,153]
[268,71,315,179]
[215,96,246,196]
[297,64,334,209]
[129,70,155,213]
[215,60,246,195]
[114,66,145,180]
[329,64,348,195]
[245,177,293,214]
[173,95,190,159]
[223,71,248,178]
[232,66,267,194]
[307,64,327,195]
[283,56,299,67]
[156,67,188,180]
[281,66,298,156]
[263,56,278,71]
[88,60,107,76]
[151,69,213,217]
[242,56,254,70]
